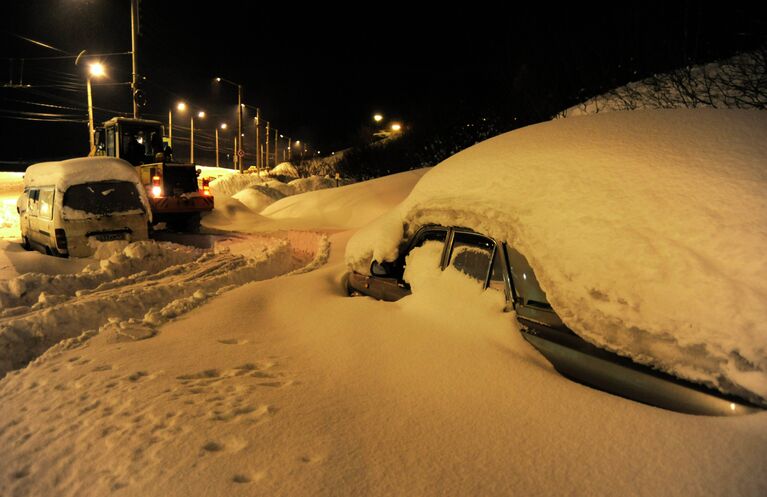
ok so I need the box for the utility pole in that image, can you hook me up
[233,136,238,168]
[130,0,139,118]
[190,116,195,164]
[265,121,270,171]
[87,76,95,152]
[237,84,243,172]
[215,127,219,167]
[255,109,260,172]
[168,110,172,148]
[274,129,279,166]
[287,136,291,161]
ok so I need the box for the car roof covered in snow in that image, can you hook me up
[346,108,767,404]
[24,157,143,191]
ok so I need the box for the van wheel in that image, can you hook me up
[46,246,67,258]
[20,236,31,250]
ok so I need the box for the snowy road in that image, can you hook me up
[0,231,329,378]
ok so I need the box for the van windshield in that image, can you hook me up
[63,181,144,217]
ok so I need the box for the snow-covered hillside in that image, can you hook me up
[561,49,767,117]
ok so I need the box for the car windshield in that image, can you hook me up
[63,181,144,216]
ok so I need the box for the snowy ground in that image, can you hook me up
[1,146,766,497]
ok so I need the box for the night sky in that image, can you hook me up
[1,1,765,168]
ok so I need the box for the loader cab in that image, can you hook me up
[98,118,167,166]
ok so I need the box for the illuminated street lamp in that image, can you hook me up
[168,102,186,149]
[293,139,307,164]
[215,77,244,172]
[391,123,402,132]
[254,110,261,171]
[215,123,228,168]
[373,113,383,123]
[86,62,106,153]
[176,102,205,164]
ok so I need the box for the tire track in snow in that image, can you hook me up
[0,231,329,377]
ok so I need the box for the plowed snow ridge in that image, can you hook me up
[0,232,329,376]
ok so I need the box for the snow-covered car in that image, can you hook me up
[18,157,151,257]
[345,109,767,416]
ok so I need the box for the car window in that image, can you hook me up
[28,189,39,216]
[411,228,447,252]
[487,247,506,293]
[63,181,144,216]
[505,245,551,309]
[39,188,54,220]
[448,232,495,285]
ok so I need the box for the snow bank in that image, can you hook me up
[263,179,296,196]
[261,169,429,230]
[196,165,237,182]
[0,233,329,377]
[209,173,266,198]
[270,162,299,178]
[232,185,286,212]
[288,175,336,193]
[346,109,767,403]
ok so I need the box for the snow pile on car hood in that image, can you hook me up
[346,109,767,404]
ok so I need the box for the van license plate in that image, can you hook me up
[94,233,125,242]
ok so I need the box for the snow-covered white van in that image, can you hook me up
[18,157,151,257]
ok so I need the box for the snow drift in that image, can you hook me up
[346,109,767,403]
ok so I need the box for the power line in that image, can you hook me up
[0,114,86,123]
[0,29,69,54]
[2,97,83,112]
[0,108,83,118]
[2,82,131,89]
[1,51,132,62]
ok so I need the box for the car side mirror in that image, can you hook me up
[371,261,388,277]
[371,260,392,277]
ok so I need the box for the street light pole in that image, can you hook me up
[168,110,172,148]
[265,121,270,170]
[130,0,139,119]
[191,111,205,165]
[190,115,194,164]
[85,62,105,154]
[274,128,279,165]
[87,75,95,152]
[237,84,243,172]
[217,123,227,169]
[255,109,260,172]
[274,128,279,166]
[233,136,237,168]
[215,77,246,172]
